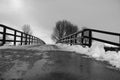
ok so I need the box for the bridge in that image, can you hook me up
[57,28,120,51]
[0,24,120,80]
[0,24,45,46]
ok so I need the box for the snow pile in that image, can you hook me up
[57,43,89,54]
[56,42,120,69]
[88,42,105,59]
[104,51,120,68]
[104,43,117,47]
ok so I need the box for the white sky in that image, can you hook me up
[0,0,120,44]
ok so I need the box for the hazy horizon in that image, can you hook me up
[0,0,120,44]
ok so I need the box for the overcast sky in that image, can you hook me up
[0,0,120,44]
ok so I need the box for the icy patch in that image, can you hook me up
[34,52,42,55]
[0,44,41,49]
[24,55,30,58]
[4,55,12,59]
[23,59,49,80]
[2,60,29,80]
[27,45,59,51]
[42,52,49,59]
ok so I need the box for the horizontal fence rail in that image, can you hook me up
[0,24,45,46]
[57,28,120,49]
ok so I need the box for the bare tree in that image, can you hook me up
[22,24,32,45]
[22,24,32,35]
[51,20,78,42]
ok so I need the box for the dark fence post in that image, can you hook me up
[75,34,77,44]
[14,30,17,45]
[88,30,92,47]
[70,36,72,45]
[2,27,6,46]
[29,35,31,45]
[119,36,120,48]
[68,37,70,44]
[81,29,92,47]
[25,34,27,45]
[81,30,84,45]
[21,33,23,45]
[30,35,31,44]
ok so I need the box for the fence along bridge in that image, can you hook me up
[0,25,120,80]
[0,24,45,46]
[0,24,120,50]
[57,28,120,51]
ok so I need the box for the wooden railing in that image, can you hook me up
[57,28,120,48]
[0,24,45,46]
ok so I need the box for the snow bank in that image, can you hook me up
[56,42,120,69]
[57,43,89,54]
[88,42,105,59]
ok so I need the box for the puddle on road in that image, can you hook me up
[23,59,49,80]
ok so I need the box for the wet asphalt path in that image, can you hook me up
[31,50,120,80]
[0,49,120,80]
